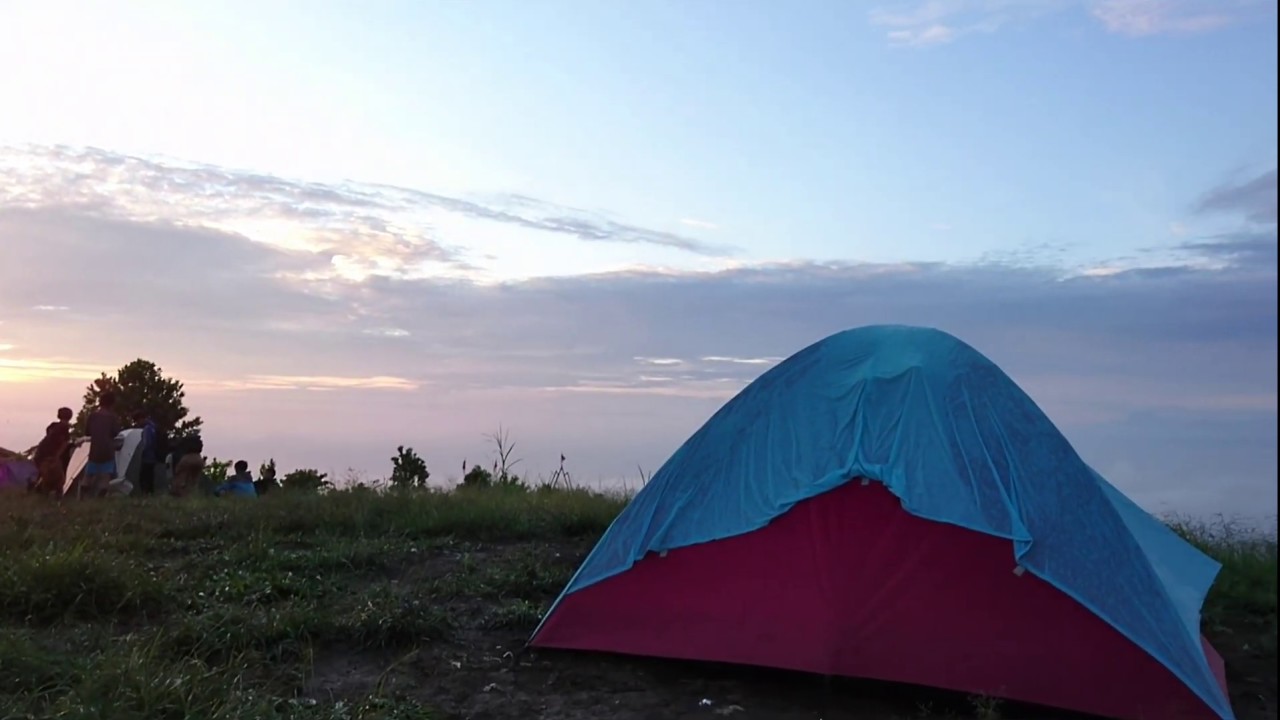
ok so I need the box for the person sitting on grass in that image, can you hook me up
[214,460,259,498]
[170,436,206,498]
[254,464,280,496]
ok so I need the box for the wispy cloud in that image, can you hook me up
[634,357,685,366]
[867,0,1261,46]
[363,327,412,338]
[890,23,961,47]
[0,357,112,383]
[700,356,784,365]
[199,375,421,392]
[0,144,737,285]
[679,218,720,231]
[1194,169,1278,226]
[535,378,745,399]
[1177,230,1277,269]
[1089,0,1234,36]
[0,355,419,393]
[868,1,1071,46]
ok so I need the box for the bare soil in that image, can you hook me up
[301,539,1277,720]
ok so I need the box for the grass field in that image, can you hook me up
[0,486,1274,720]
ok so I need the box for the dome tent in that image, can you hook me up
[530,325,1233,720]
[0,446,36,492]
[0,459,36,492]
[62,428,146,498]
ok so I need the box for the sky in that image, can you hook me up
[0,0,1275,523]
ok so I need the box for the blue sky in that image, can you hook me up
[4,0,1275,270]
[0,0,1275,521]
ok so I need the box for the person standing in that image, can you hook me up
[131,410,159,495]
[32,407,73,495]
[84,391,124,497]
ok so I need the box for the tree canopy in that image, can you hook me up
[75,359,203,440]
[390,445,430,489]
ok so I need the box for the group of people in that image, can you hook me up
[29,391,278,499]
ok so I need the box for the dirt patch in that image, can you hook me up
[1215,631,1277,720]
[305,644,397,702]
[304,633,1096,720]
[291,538,1276,720]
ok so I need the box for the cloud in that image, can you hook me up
[0,145,736,284]
[0,158,1274,521]
[635,357,685,366]
[867,0,1260,45]
[0,357,113,383]
[679,218,720,231]
[1089,0,1233,36]
[0,355,417,393]
[1194,169,1278,226]
[5,204,1271,401]
[868,1,1071,46]
[888,23,961,47]
[1177,230,1277,268]
[198,375,421,392]
[700,356,784,365]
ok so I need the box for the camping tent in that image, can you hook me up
[529,325,1234,720]
[63,428,145,497]
[0,458,36,492]
[1,446,36,492]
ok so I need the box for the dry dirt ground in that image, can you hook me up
[302,539,1276,720]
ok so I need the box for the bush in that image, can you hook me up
[389,446,430,489]
[282,469,331,494]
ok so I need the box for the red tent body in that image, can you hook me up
[532,481,1229,720]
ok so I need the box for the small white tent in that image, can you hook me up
[63,428,145,498]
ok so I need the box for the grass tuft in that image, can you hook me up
[0,541,168,625]
[1169,516,1278,659]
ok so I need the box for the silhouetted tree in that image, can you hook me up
[75,359,202,442]
[390,445,430,489]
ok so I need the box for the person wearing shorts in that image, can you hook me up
[84,391,124,497]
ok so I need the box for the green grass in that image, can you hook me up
[1169,517,1278,659]
[0,486,1273,720]
[0,486,625,719]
